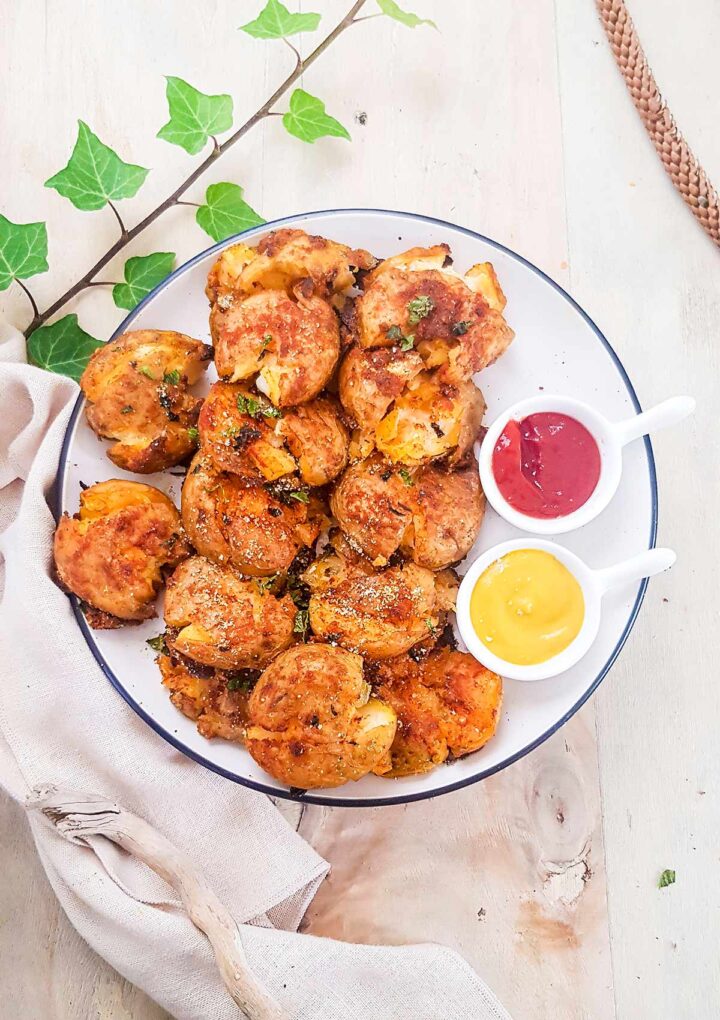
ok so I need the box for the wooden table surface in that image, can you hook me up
[1,2,718,1017]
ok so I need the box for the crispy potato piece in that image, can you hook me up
[159,654,252,743]
[181,455,322,576]
[198,381,295,481]
[277,397,349,487]
[54,480,189,623]
[211,287,340,406]
[206,229,376,303]
[164,556,296,670]
[304,549,455,659]
[355,245,514,380]
[245,644,396,789]
[338,345,424,428]
[374,372,486,468]
[400,461,485,569]
[330,454,414,565]
[373,647,503,777]
[80,330,212,473]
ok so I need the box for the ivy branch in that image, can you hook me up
[0,0,436,380]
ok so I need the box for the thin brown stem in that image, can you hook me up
[175,200,200,207]
[15,278,39,319]
[108,201,128,238]
[86,280,120,287]
[353,12,383,21]
[283,36,302,73]
[23,0,369,338]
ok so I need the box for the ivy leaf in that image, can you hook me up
[196,183,265,242]
[240,0,321,39]
[157,77,233,156]
[282,89,350,144]
[0,215,48,292]
[112,252,176,310]
[45,121,149,211]
[376,0,437,28]
[27,314,103,382]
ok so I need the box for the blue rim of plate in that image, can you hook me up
[55,208,659,807]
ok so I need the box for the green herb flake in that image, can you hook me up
[262,403,282,419]
[146,633,168,655]
[399,468,414,487]
[452,320,471,336]
[386,324,404,340]
[226,671,259,692]
[294,609,310,636]
[120,405,134,414]
[425,619,437,635]
[262,333,273,347]
[399,333,415,351]
[137,365,155,380]
[186,425,199,441]
[288,489,310,504]
[256,574,279,595]
[163,369,181,385]
[658,869,676,888]
[407,294,434,324]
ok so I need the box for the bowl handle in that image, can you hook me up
[612,395,695,447]
[594,548,676,594]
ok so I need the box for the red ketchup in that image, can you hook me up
[492,412,601,519]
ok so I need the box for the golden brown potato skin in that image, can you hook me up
[330,454,414,565]
[304,549,455,659]
[159,654,251,743]
[373,647,503,777]
[278,397,349,487]
[338,345,424,428]
[211,287,340,407]
[198,381,295,481]
[54,480,189,623]
[355,246,514,381]
[181,455,322,576]
[374,372,486,468]
[206,229,376,303]
[164,556,296,670]
[80,330,212,473]
[245,644,397,789]
[401,461,485,569]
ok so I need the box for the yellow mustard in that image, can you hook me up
[470,549,584,666]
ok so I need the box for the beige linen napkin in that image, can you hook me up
[0,318,511,1020]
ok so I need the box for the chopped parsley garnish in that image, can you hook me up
[186,426,199,441]
[288,489,309,504]
[386,323,415,350]
[137,365,155,379]
[399,333,415,351]
[407,295,434,324]
[399,468,414,487]
[256,574,279,594]
[146,633,168,655]
[163,369,181,385]
[658,869,676,888]
[226,669,261,692]
[120,405,133,414]
[386,324,404,341]
[425,619,437,635]
[262,333,273,347]
[452,320,471,336]
[294,609,310,637]
[237,393,281,419]
[264,479,310,506]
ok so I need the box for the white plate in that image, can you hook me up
[56,209,657,806]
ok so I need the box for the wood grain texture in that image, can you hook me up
[1,0,716,1017]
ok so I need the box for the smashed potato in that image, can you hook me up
[181,455,322,576]
[206,228,376,303]
[374,372,486,467]
[159,653,252,743]
[332,456,484,569]
[164,556,296,670]
[355,245,514,381]
[211,286,340,407]
[277,397,349,487]
[54,480,189,623]
[304,547,458,658]
[81,330,212,473]
[245,644,397,788]
[372,647,503,777]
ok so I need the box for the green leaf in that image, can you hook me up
[157,77,233,156]
[377,0,436,28]
[196,183,265,242]
[0,215,48,292]
[27,314,103,382]
[240,0,320,39]
[112,251,175,310]
[45,121,149,211]
[658,869,676,888]
[282,89,350,144]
